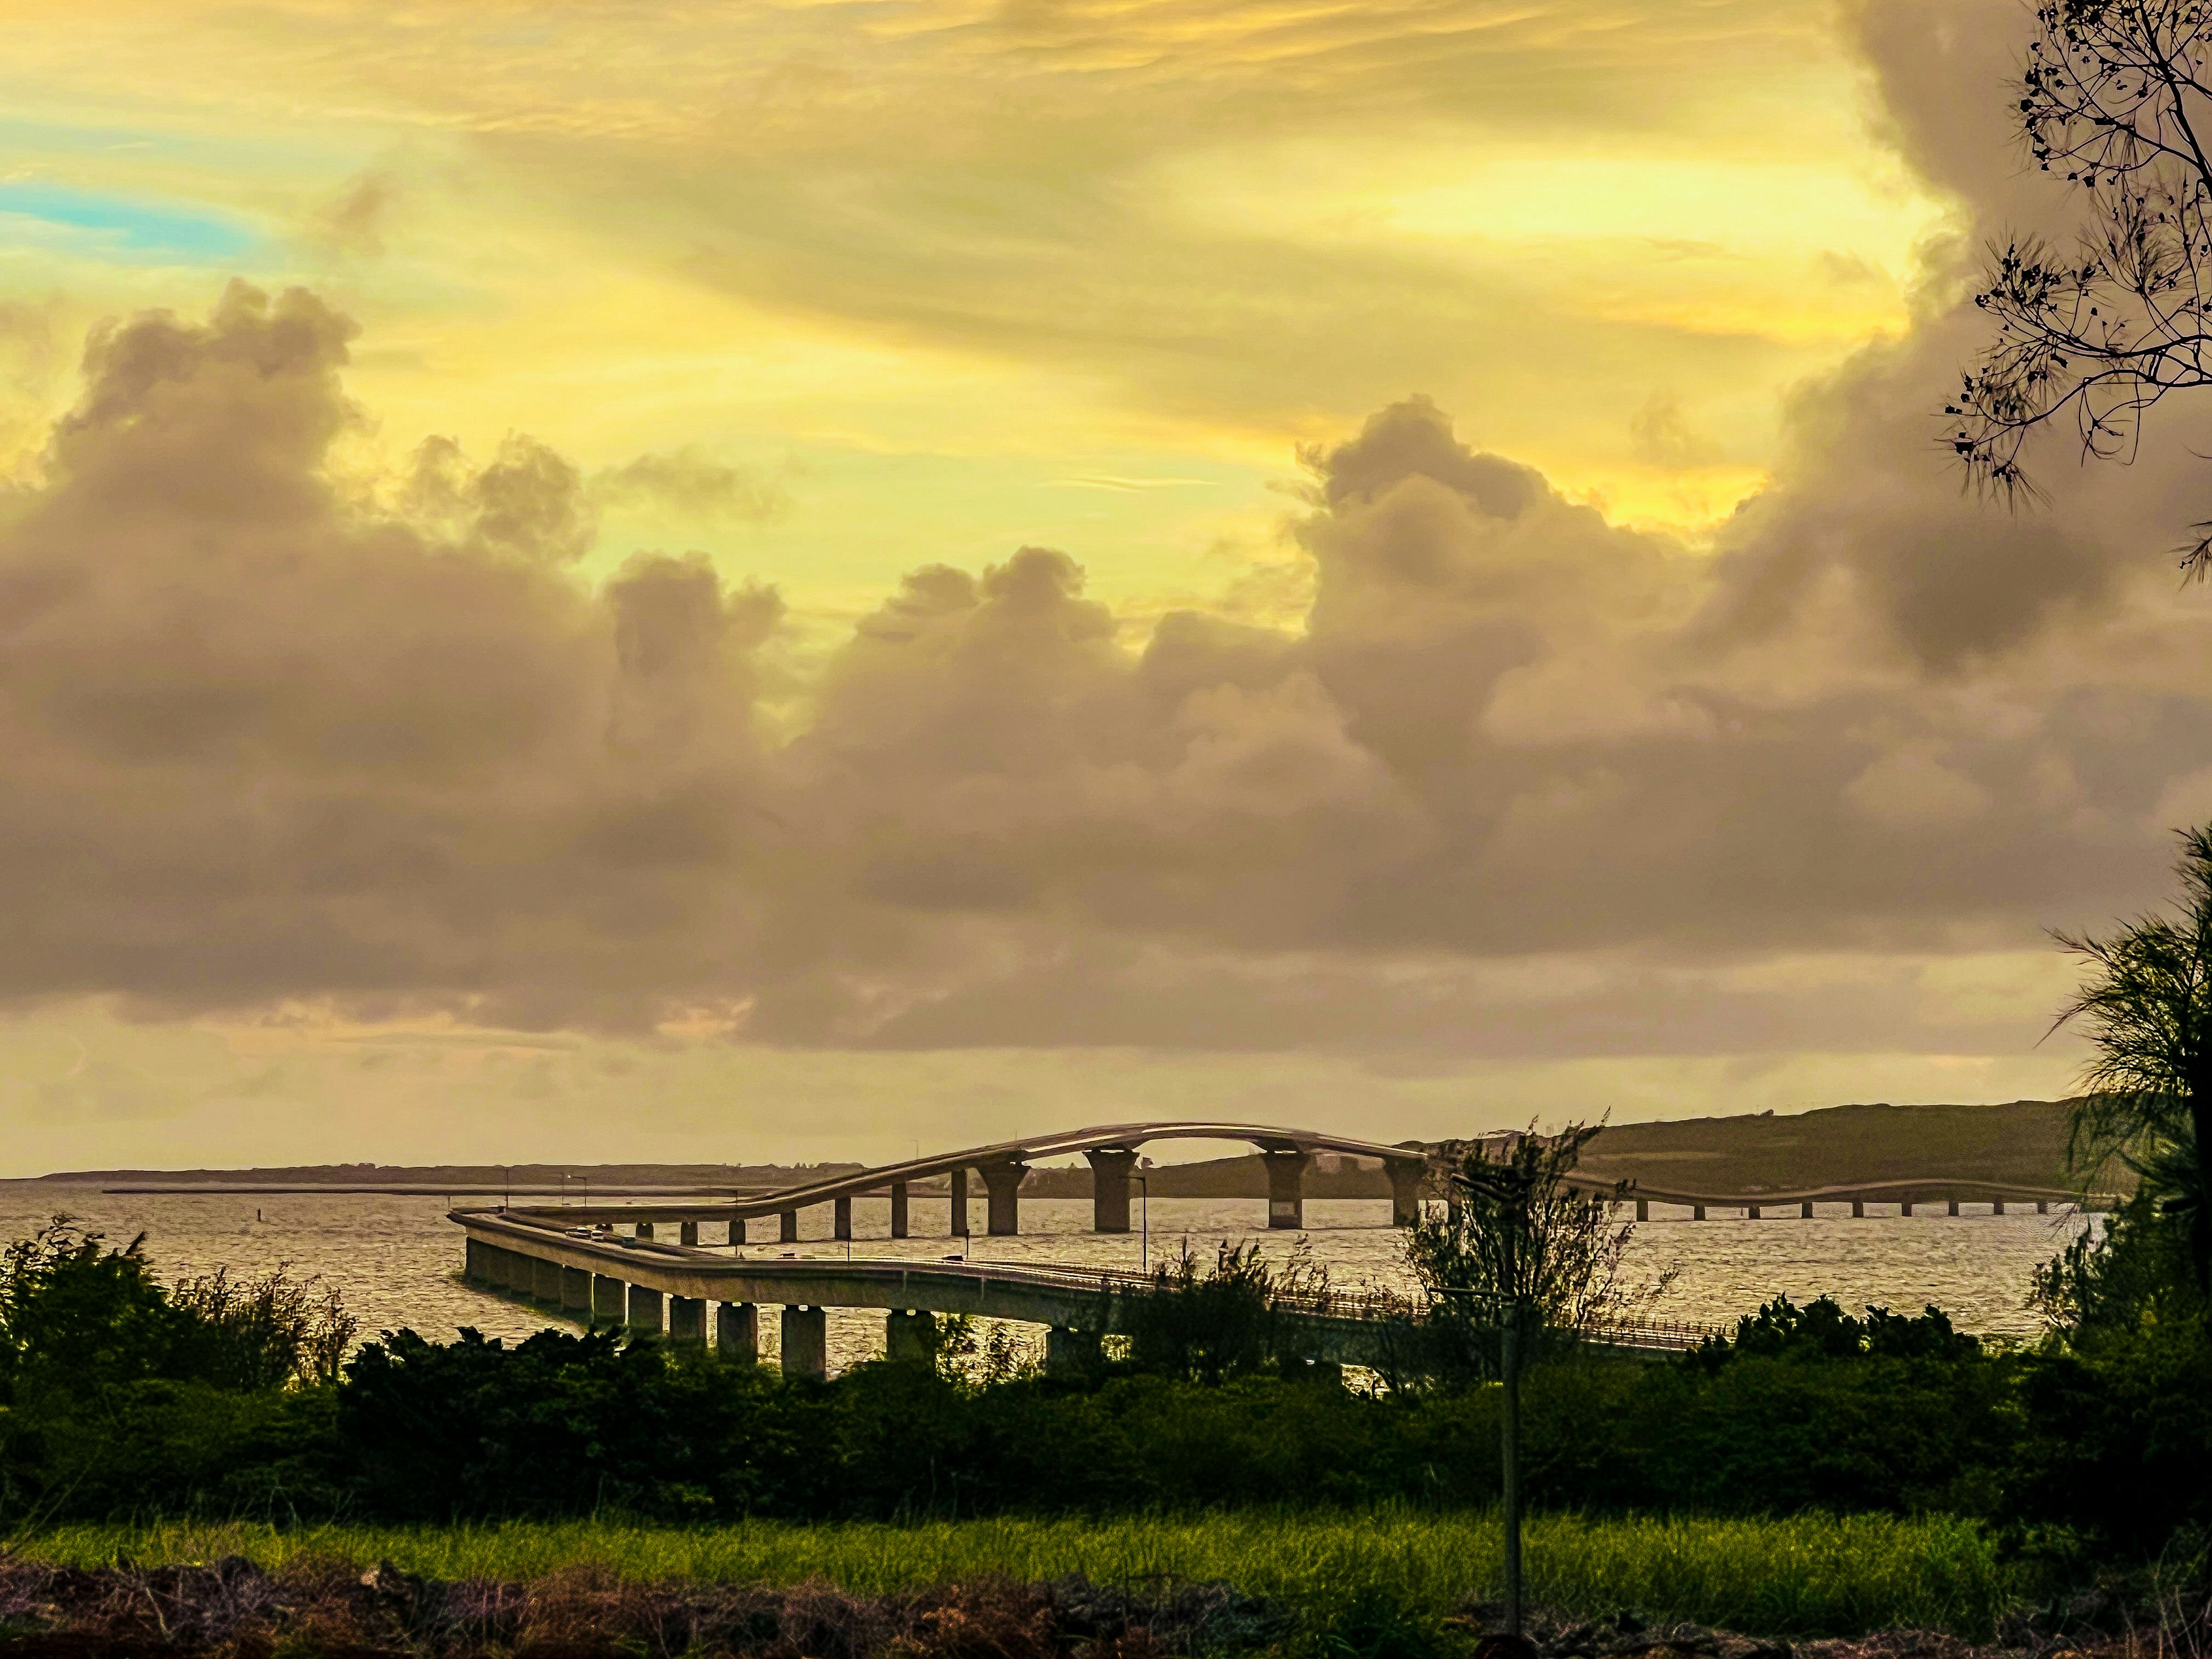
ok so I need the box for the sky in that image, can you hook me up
[0,0,2202,1173]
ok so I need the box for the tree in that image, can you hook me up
[2054,823,2212,1290]
[1950,0,2212,571]
[1400,1124,1670,1637]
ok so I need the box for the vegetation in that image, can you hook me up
[11,1509,2021,1641]
[2055,824,2212,1289]
[1395,1123,1671,1635]
[1950,0,2212,571]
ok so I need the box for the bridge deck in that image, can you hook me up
[450,1209,1717,1366]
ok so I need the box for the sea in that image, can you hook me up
[0,1188,2094,1377]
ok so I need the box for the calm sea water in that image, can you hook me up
[0,1187,2092,1375]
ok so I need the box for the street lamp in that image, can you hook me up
[1133,1173,1149,1274]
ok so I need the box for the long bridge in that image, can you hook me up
[449,1206,1719,1378]
[445,1118,2101,1380]
[494,1120,1437,1241]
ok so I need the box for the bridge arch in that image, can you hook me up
[508,1120,1435,1241]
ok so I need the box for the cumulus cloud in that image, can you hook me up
[13,0,2212,1072]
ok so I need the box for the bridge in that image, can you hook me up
[481,1118,2109,1247]
[495,1120,1436,1243]
[448,1206,1719,1378]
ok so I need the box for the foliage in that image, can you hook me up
[2053,824,2212,1288]
[1397,1124,1671,1385]
[2030,1191,2205,1336]
[1690,1295,1982,1368]
[13,1507,2027,1641]
[1949,0,2212,572]
[1121,1240,1332,1384]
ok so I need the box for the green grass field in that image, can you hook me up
[12,1509,2023,1639]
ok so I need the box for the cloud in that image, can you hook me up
[592,446,788,524]
[13,0,2212,1078]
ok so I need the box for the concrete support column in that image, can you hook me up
[780,1210,800,1244]
[891,1182,910,1238]
[680,1221,700,1246]
[2036,1199,2050,1214]
[950,1168,971,1238]
[1800,1201,1815,1219]
[1992,1198,2006,1215]
[1045,1325,1102,1378]
[716,1302,758,1363]
[1901,1200,1915,1217]
[1947,1198,1960,1217]
[592,1274,626,1327]
[1635,1199,1649,1222]
[1747,1205,1762,1220]
[535,1255,563,1308]
[483,1245,509,1293]
[1086,1149,1138,1233]
[781,1305,828,1380]
[886,1308,937,1365]
[1263,1149,1312,1230]
[980,1161,1028,1236]
[1385,1158,1425,1228]
[561,1266,592,1318]
[465,1237,488,1286]
[627,1283,664,1338]
[636,1221,655,1240]
[668,1296,707,1348]
[1691,1205,1706,1221]
[834,1196,853,1241]
[730,1218,747,1245]
[1851,1199,1865,1218]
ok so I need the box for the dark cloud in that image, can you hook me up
[17,4,2212,1068]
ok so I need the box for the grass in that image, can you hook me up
[10,1508,2024,1641]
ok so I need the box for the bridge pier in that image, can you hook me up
[731,1218,747,1245]
[593,1274,626,1328]
[950,1168,971,1237]
[1387,1158,1425,1227]
[781,1210,800,1244]
[535,1256,564,1308]
[782,1305,828,1380]
[464,1238,487,1286]
[886,1308,937,1364]
[626,1283,664,1338]
[1747,1205,1762,1220]
[1947,1198,1960,1217]
[1635,1199,1649,1222]
[1993,1198,2006,1215]
[891,1181,910,1238]
[1691,1205,1705,1220]
[1851,1199,1865,1218]
[1263,1149,1312,1230]
[980,1161,1028,1235]
[1046,1326,1101,1377]
[835,1196,853,1241]
[2037,1199,2049,1214]
[1800,1201,1814,1219]
[636,1221,654,1240]
[1086,1149,1138,1233]
[680,1221,699,1245]
[669,1296,707,1349]
[1901,1200,1914,1216]
[562,1266,592,1319]
[716,1301,757,1363]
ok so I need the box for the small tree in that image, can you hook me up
[1401,1123,1670,1637]
[2054,823,2212,1291]
[1949,0,2212,569]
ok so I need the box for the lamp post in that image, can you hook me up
[1133,1173,1149,1274]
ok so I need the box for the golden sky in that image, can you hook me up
[3,0,2183,1173]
